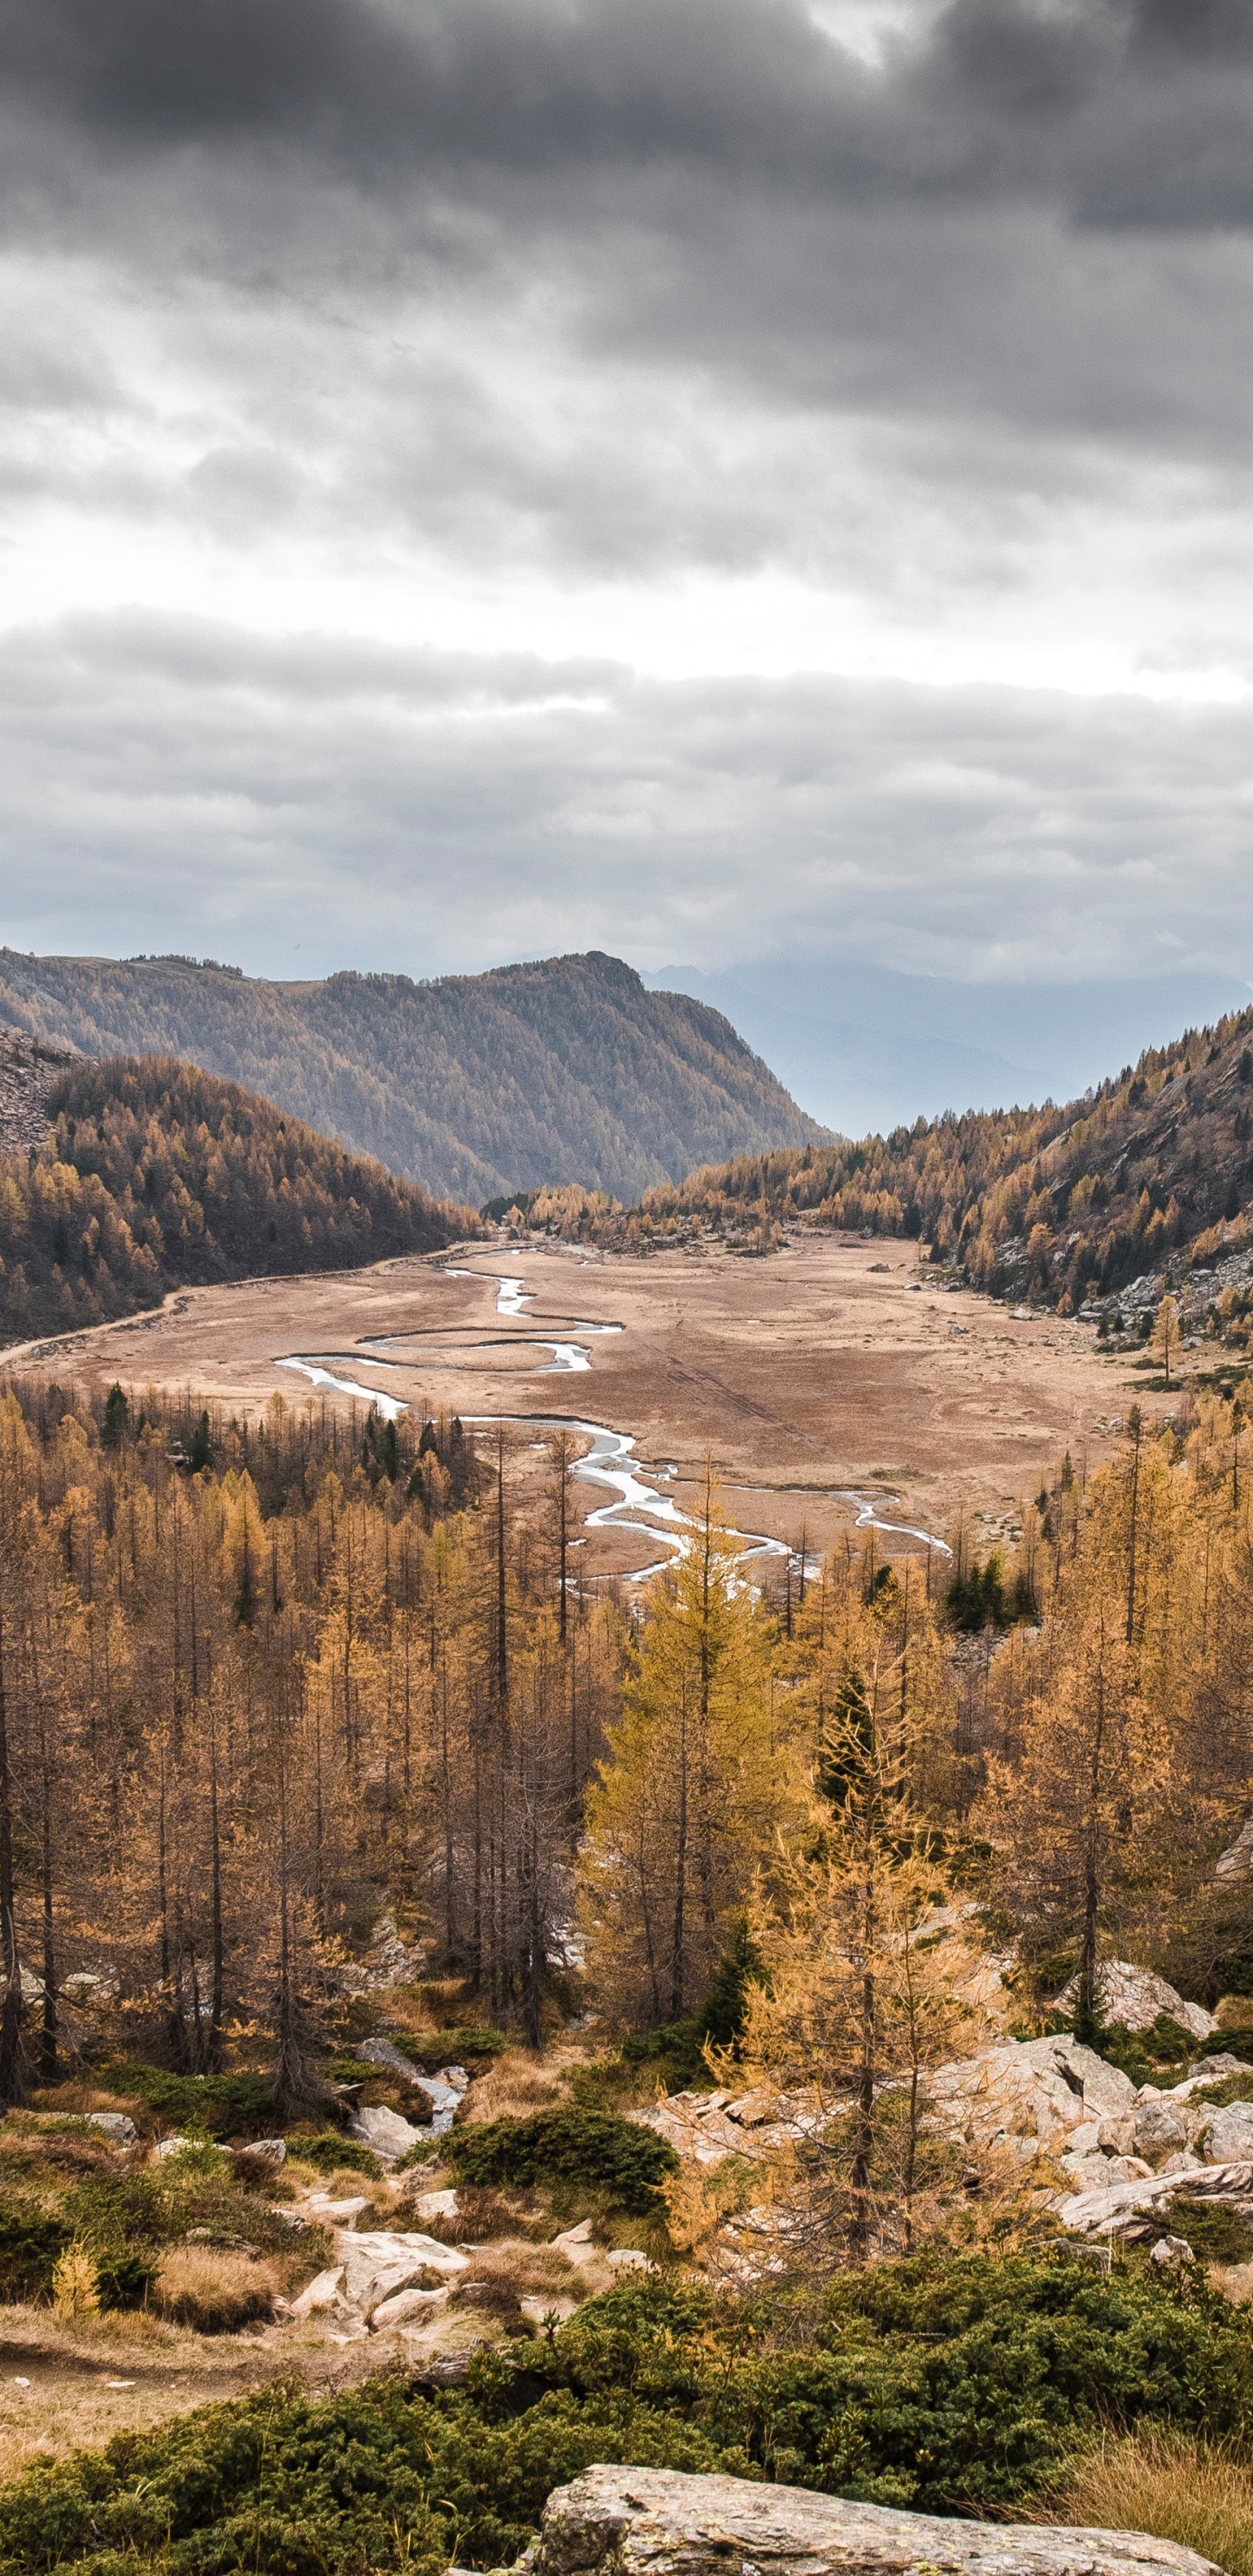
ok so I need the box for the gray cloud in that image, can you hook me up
[0,0,1252,1003]
[2,611,1250,984]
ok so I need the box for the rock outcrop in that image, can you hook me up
[1052,1963,1216,2043]
[519,2465,1218,2576]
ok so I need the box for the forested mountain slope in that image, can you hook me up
[634,1002,1253,1311]
[0,1056,475,1346]
[0,949,824,1205]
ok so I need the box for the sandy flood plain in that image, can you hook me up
[1,1235,1162,1580]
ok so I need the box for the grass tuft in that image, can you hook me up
[1046,2426,1253,2575]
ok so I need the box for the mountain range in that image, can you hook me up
[0,947,823,1206]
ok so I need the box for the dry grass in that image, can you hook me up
[153,2246,279,2334]
[420,2184,544,2244]
[0,2298,275,2480]
[447,2237,592,2326]
[457,2043,590,2126]
[1045,2426,1253,2573]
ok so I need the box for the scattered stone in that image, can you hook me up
[605,2248,653,2272]
[371,2283,452,2329]
[86,2111,137,2145]
[152,2135,198,2161]
[1199,2102,1253,2163]
[1151,2236,1195,2266]
[526,2463,1220,2576]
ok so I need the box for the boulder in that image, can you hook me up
[371,2282,451,2329]
[1199,2101,1253,2163]
[1216,1818,1253,1882]
[525,2464,1220,2576]
[409,2187,459,2224]
[348,2103,426,2162]
[354,2043,461,2135]
[1151,2236,1195,2266]
[231,2136,286,2167]
[1054,1962,1216,2043]
[334,2226,469,2318]
[291,2264,345,2319]
[1133,2099,1189,2163]
[1058,2157,1253,2238]
[929,2035,1135,2154]
[86,2111,137,2145]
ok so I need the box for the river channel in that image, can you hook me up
[277,1253,947,1580]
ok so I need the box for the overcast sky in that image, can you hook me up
[2,0,1252,996]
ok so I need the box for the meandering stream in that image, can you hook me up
[277,1251,946,1578]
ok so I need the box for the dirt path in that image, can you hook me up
[3,1234,1162,1574]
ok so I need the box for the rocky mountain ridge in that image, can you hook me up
[0,948,825,1205]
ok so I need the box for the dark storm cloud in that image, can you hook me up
[1,0,1250,226]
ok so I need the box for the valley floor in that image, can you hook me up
[4,1233,1163,1575]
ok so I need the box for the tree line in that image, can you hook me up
[3,1367,1253,2271]
[0,1056,477,1345]
[600,1004,1253,1311]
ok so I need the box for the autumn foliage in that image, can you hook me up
[0,1056,478,1345]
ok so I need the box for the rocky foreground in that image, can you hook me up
[500,2465,1219,2576]
[633,1962,1253,2257]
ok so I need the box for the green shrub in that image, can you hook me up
[3,2256,1253,2576]
[444,2110,679,2214]
[97,2067,278,2139]
[402,2027,506,2066]
[96,2251,159,2311]
[0,2207,70,2302]
[288,2133,380,2177]
[1166,2204,1253,2264]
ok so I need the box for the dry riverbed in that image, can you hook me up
[3,1232,1165,1576]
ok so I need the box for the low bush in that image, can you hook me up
[96,2068,278,2139]
[3,2255,1253,2576]
[287,2133,380,2178]
[399,2028,508,2067]
[0,2208,70,2303]
[444,2110,679,2215]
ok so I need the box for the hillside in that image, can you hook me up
[628,1000,1253,1313]
[0,1055,475,1347]
[0,949,824,1205]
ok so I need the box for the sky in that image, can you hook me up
[3,0,1253,1024]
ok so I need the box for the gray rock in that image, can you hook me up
[348,2103,425,2162]
[231,2136,286,2166]
[1216,1818,1253,1882]
[1151,2236,1195,2265]
[1134,2099,1189,2163]
[86,2111,137,2145]
[1055,1962,1216,2043]
[1200,2100,1253,2163]
[528,2464,1220,2576]
[353,2040,458,2133]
